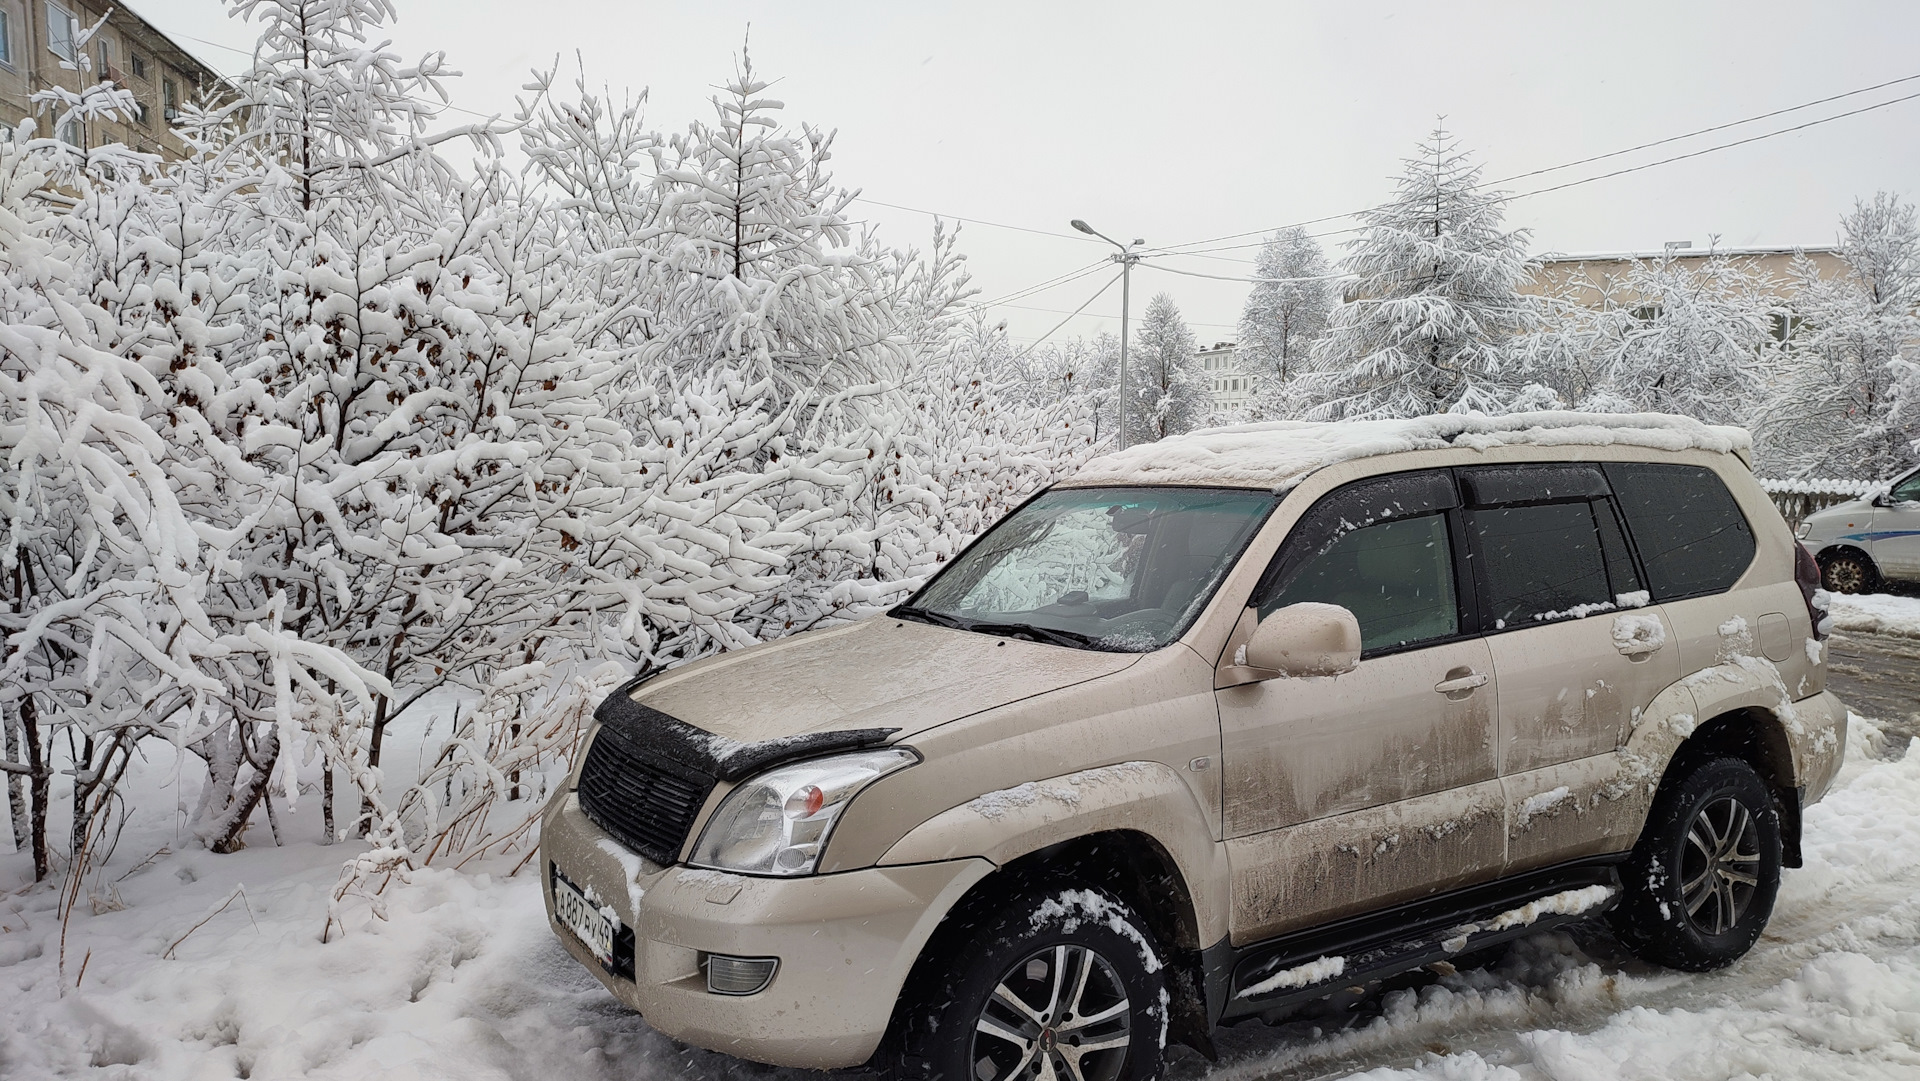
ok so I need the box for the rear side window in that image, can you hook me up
[1604,463,1756,601]
[1466,502,1613,628]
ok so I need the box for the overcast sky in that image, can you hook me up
[131,0,1920,347]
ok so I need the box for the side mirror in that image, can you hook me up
[1223,602,1362,684]
[1873,491,1895,508]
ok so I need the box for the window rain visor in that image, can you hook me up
[902,487,1276,652]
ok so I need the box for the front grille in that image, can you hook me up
[577,725,715,865]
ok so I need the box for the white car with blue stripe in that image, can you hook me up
[1799,466,1920,592]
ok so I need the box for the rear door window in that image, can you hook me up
[1466,502,1613,629]
[1603,463,1756,600]
[1458,463,1648,630]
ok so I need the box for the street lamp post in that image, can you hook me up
[1071,220,1145,450]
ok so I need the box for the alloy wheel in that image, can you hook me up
[970,943,1132,1081]
[1681,796,1761,936]
[1824,555,1870,593]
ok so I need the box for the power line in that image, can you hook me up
[1510,88,1920,200]
[994,298,1239,329]
[966,259,1110,311]
[1487,70,1920,187]
[1142,262,1355,285]
[1148,69,1920,259]
[1008,272,1124,362]
[851,196,1103,244]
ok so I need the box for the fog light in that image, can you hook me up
[704,953,778,995]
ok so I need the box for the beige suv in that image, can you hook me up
[539,413,1845,1081]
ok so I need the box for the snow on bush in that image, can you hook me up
[0,0,1093,916]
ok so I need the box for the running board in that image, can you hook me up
[1210,855,1625,1023]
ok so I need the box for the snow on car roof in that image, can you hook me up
[1062,411,1752,492]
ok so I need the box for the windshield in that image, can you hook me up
[900,486,1277,652]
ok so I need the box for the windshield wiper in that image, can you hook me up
[890,605,969,630]
[964,621,1104,650]
[892,608,1106,650]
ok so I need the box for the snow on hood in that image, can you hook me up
[630,617,1140,745]
[1063,411,1752,492]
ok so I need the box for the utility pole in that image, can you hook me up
[1071,220,1145,450]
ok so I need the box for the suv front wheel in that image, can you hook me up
[895,887,1168,1081]
[1611,756,1783,971]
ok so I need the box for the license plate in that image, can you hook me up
[552,867,619,969]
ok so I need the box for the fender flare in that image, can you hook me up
[877,760,1231,945]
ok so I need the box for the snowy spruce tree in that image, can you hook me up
[1758,193,1920,479]
[1097,292,1210,443]
[1303,124,1537,419]
[1239,226,1334,416]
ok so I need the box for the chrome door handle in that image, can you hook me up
[1434,671,1488,694]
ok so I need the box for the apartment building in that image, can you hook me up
[0,0,222,156]
[1525,245,1852,337]
[1197,341,1254,412]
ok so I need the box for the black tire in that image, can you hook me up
[1820,549,1880,594]
[1610,757,1783,972]
[893,887,1168,1081]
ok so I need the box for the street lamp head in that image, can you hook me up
[1070,219,1095,235]
[1131,239,1146,248]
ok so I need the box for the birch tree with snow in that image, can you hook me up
[1303,124,1537,419]
[1239,227,1334,416]
[1585,247,1777,427]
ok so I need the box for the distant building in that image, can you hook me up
[1197,341,1254,412]
[1524,245,1851,340]
[0,0,223,157]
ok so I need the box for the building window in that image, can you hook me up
[135,100,149,126]
[46,2,75,62]
[58,115,80,146]
[130,51,144,79]
[95,34,110,78]
[0,8,12,66]
[163,76,177,116]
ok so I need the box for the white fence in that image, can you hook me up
[1757,477,1877,528]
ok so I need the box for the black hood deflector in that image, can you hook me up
[592,674,900,783]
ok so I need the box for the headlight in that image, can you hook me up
[689,748,917,875]
[1795,520,1812,539]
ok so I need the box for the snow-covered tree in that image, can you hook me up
[1239,227,1334,409]
[1097,292,1209,443]
[1302,124,1537,419]
[1588,248,1777,426]
[1757,194,1920,479]
[0,0,1106,908]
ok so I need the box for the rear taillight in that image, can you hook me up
[1794,542,1830,642]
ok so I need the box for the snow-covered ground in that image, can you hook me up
[4,712,1918,1080]
[1829,590,1920,639]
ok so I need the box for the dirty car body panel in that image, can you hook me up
[537,413,1846,1068]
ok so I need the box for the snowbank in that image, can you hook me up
[4,713,1920,1081]
[1064,411,1750,491]
[1828,591,1920,639]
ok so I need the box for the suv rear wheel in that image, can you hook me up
[894,887,1168,1081]
[1820,549,1879,594]
[1611,757,1783,971]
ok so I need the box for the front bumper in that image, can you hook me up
[539,790,993,1069]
